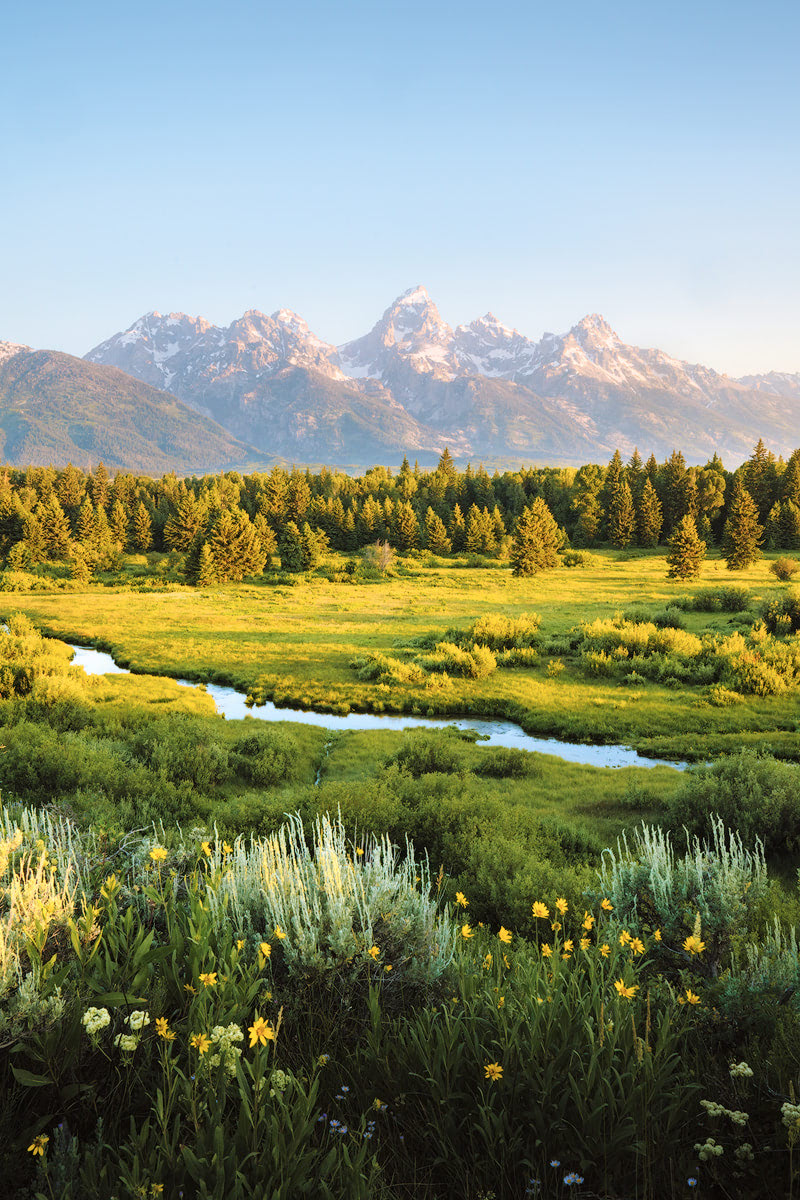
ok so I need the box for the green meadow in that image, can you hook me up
[5,547,798,761]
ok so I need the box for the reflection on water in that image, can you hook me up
[69,643,686,772]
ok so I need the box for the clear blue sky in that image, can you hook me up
[2,0,798,374]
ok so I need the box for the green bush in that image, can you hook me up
[472,747,541,779]
[386,730,465,777]
[666,752,800,854]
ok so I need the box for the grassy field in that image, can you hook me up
[3,547,796,761]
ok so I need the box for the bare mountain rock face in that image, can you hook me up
[85,289,800,466]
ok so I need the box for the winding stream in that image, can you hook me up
[68,643,687,772]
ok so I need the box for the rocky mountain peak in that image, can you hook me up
[0,341,29,366]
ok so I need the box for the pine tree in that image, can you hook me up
[666,516,706,580]
[722,478,763,570]
[599,450,624,539]
[37,494,71,560]
[424,507,452,555]
[393,500,420,551]
[194,543,217,587]
[278,521,305,572]
[163,489,206,551]
[636,478,663,547]
[608,479,636,548]
[110,499,128,549]
[449,502,466,552]
[511,499,561,576]
[131,502,153,552]
[252,513,278,567]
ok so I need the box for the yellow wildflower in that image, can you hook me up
[582,912,595,931]
[497,996,505,1009]
[201,841,212,857]
[685,989,701,1006]
[199,972,217,988]
[461,924,474,940]
[630,937,645,956]
[484,1062,503,1081]
[532,901,549,919]
[563,938,574,953]
[455,891,469,908]
[222,842,233,855]
[236,939,245,951]
[614,979,639,1000]
[101,873,118,898]
[384,964,392,972]
[541,943,552,957]
[683,935,706,956]
[151,1187,164,1197]
[368,945,380,960]
[184,983,197,995]
[619,930,632,946]
[356,847,365,856]
[600,943,610,957]
[556,897,568,915]
[155,1017,176,1041]
[580,936,591,951]
[498,927,512,944]
[483,952,493,970]
[259,942,271,959]
[274,926,287,940]
[653,928,662,941]
[550,921,562,932]
[601,898,613,911]
[190,1033,211,1054]
[149,847,168,863]
[28,1134,48,1156]
[248,1015,276,1047]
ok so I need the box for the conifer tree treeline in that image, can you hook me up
[0,439,794,582]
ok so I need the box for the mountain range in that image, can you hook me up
[84,287,800,467]
[0,287,798,472]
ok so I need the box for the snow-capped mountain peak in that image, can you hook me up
[0,341,29,367]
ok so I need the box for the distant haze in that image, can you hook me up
[1,1,798,375]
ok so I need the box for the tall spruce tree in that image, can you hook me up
[666,515,706,580]
[511,498,560,576]
[722,478,763,569]
[608,479,636,548]
[636,478,663,547]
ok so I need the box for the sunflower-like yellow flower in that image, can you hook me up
[619,930,632,946]
[259,942,271,960]
[601,898,613,912]
[199,972,217,988]
[248,1015,276,1047]
[455,891,469,908]
[484,1061,503,1081]
[28,1134,49,1156]
[201,841,212,857]
[684,989,701,1006]
[582,912,595,931]
[356,847,365,856]
[614,979,639,1000]
[461,924,474,940]
[274,926,287,940]
[498,927,512,944]
[580,936,591,951]
[541,943,552,958]
[563,938,574,953]
[222,842,233,855]
[368,945,380,960]
[630,937,645,956]
[555,897,568,915]
[190,1032,211,1054]
[653,928,662,941]
[683,935,705,956]
[600,943,610,957]
[149,846,168,863]
[155,1017,176,1041]
[532,901,549,919]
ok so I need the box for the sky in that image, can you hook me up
[2,0,798,375]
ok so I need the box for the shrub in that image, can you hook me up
[472,747,541,779]
[762,591,800,635]
[676,587,751,613]
[595,816,768,973]
[770,557,800,582]
[350,652,426,686]
[232,729,301,786]
[386,730,464,777]
[666,751,800,854]
[414,641,497,679]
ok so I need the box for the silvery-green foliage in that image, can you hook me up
[0,802,94,894]
[596,816,767,950]
[200,811,456,983]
